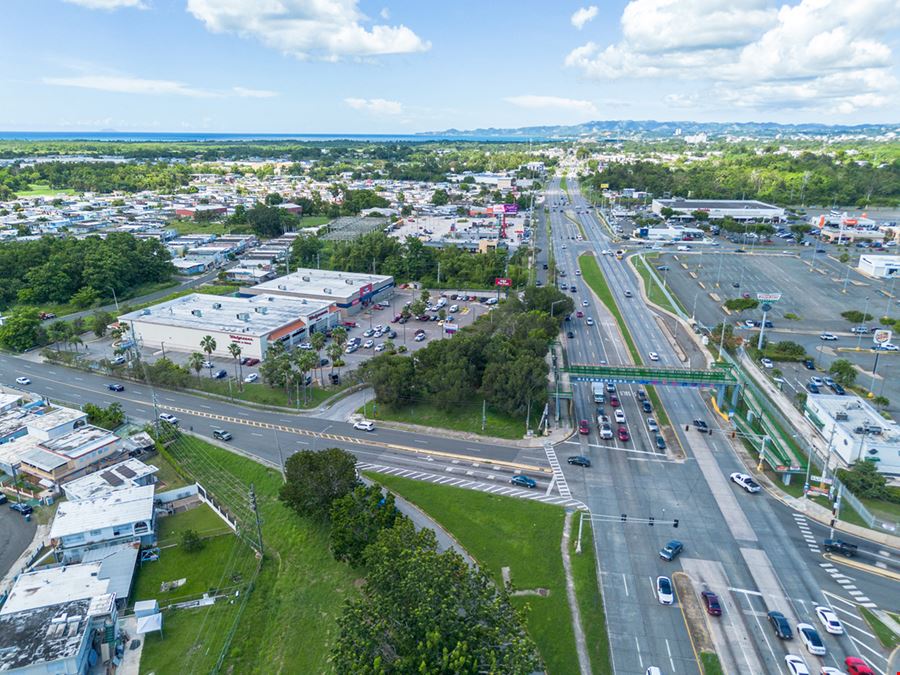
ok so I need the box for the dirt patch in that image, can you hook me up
[510,588,550,597]
[673,571,715,654]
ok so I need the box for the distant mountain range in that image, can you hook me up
[423,119,900,140]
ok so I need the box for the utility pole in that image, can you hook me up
[274,430,285,482]
[481,400,486,432]
[249,484,264,557]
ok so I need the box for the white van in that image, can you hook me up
[449,304,459,313]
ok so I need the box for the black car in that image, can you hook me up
[803,359,815,370]
[567,456,591,467]
[213,369,228,379]
[655,435,666,450]
[9,502,33,516]
[566,331,575,339]
[693,419,709,432]
[831,382,846,395]
[0,494,6,505]
[107,383,124,392]
[823,539,858,557]
[642,400,652,413]
[807,382,820,394]
[768,611,793,639]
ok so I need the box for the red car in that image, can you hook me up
[701,591,722,616]
[391,314,401,323]
[609,395,620,407]
[845,657,875,675]
[576,310,584,318]
[617,427,629,442]
[578,420,590,435]
[244,358,260,366]
[341,321,357,328]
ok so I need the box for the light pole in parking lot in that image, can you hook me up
[884,274,898,317]
[855,296,870,350]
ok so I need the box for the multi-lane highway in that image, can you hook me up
[547,177,897,675]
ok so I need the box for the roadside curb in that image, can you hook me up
[672,571,713,672]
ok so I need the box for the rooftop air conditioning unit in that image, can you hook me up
[345,279,355,285]
[323,288,332,295]
[255,307,268,314]
[835,412,849,421]
[854,426,865,434]
[236,312,250,321]
[191,309,202,317]
[212,303,222,309]
[302,276,310,281]
[277,285,287,290]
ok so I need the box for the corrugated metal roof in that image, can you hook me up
[50,485,155,539]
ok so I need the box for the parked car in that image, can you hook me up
[803,359,815,370]
[567,456,591,467]
[110,355,127,365]
[830,382,846,395]
[212,429,233,441]
[245,358,260,366]
[850,326,869,334]
[655,576,674,605]
[807,382,821,394]
[15,377,30,386]
[814,606,844,635]
[730,472,761,493]
[363,329,375,338]
[9,502,33,516]
[107,383,124,392]
[414,333,426,342]
[768,611,794,639]
[810,376,824,387]
[374,343,386,352]
[659,540,683,561]
[244,373,259,383]
[642,400,653,413]
[797,623,826,656]
[646,418,659,433]
[701,591,722,616]
[510,475,537,489]
[353,420,375,432]
[784,655,810,675]
[363,339,375,349]
[213,369,228,379]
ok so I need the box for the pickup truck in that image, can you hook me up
[823,539,858,557]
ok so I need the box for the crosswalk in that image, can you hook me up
[544,443,571,499]
[359,462,588,510]
[792,513,878,609]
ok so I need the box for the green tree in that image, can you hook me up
[332,518,540,674]
[359,354,415,407]
[294,348,318,404]
[660,206,675,218]
[872,395,890,409]
[181,529,204,553]
[837,461,894,502]
[329,484,400,566]
[279,447,359,519]
[90,310,114,338]
[0,308,45,352]
[311,331,327,383]
[83,402,125,430]
[430,188,450,206]
[200,335,217,376]
[188,352,205,385]
[790,223,808,243]
[46,320,68,352]
[841,310,873,323]
[829,359,857,387]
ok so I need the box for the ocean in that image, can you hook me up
[0,131,545,143]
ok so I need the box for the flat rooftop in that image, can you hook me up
[0,598,93,671]
[25,406,87,433]
[811,395,900,443]
[119,293,332,337]
[39,425,119,460]
[50,484,155,539]
[0,563,108,616]
[0,393,22,409]
[251,268,393,300]
[657,198,781,210]
[62,458,157,501]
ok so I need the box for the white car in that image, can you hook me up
[761,357,774,368]
[243,373,259,383]
[730,472,761,493]
[820,668,844,675]
[582,300,589,306]
[298,342,313,350]
[647,418,659,432]
[614,410,626,424]
[353,420,375,432]
[648,351,659,361]
[363,339,375,349]
[879,342,899,351]
[158,413,179,425]
[449,304,459,313]
[814,605,844,635]
[374,343,386,352]
[575,270,582,276]
[810,376,824,387]
[15,377,30,386]
[586,317,595,326]
[646,669,662,675]
[819,333,838,341]
[656,576,674,605]
[797,623,826,656]
[785,655,810,675]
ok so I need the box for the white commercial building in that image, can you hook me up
[858,254,900,279]
[248,268,394,315]
[652,198,785,222]
[804,394,900,476]
[119,292,339,360]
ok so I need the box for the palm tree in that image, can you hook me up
[311,332,326,384]
[188,352,205,385]
[294,349,318,406]
[199,335,217,377]
[327,342,343,375]
[47,322,66,352]
[228,342,243,390]
[69,335,83,352]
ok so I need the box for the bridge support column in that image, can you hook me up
[782,473,792,486]
[730,383,741,410]
[716,385,725,409]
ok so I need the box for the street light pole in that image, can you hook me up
[109,287,119,312]
[855,296,870,350]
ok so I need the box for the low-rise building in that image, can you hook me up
[804,394,900,475]
[652,198,785,222]
[119,292,339,360]
[857,254,900,279]
[61,458,158,501]
[247,268,394,314]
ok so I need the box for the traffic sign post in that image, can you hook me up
[755,293,781,351]
[871,329,891,391]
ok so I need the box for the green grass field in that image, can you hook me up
[15,182,76,197]
[147,453,189,491]
[570,518,612,674]
[156,503,233,547]
[167,215,330,236]
[860,607,899,649]
[369,472,596,675]
[364,400,525,439]
[191,376,341,409]
[700,651,725,675]
[162,435,359,674]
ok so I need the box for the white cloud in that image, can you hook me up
[504,95,597,115]
[232,86,278,98]
[380,7,390,19]
[186,0,430,59]
[43,75,216,97]
[62,0,147,8]
[344,97,404,115]
[565,0,900,114]
[571,5,598,30]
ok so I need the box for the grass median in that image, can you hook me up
[569,517,612,674]
[369,472,591,675]
[632,254,685,317]
[700,651,725,675]
[860,607,899,649]
[363,400,525,440]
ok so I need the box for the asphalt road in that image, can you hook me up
[551,178,898,675]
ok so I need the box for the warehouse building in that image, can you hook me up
[804,394,900,476]
[248,268,394,315]
[652,198,785,222]
[857,254,900,279]
[119,292,339,360]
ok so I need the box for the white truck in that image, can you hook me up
[592,382,605,403]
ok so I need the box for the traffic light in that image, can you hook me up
[621,513,627,523]
[673,519,679,528]
[649,516,655,527]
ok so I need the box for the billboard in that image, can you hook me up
[873,329,892,346]
[495,278,512,287]
[503,204,518,214]
[756,293,782,302]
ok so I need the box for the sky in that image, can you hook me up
[1,0,899,133]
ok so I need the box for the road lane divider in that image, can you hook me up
[158,403,552,474]
[822,553,900,582]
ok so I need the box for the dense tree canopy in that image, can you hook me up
[0,233,174,309]
[280,447,359,519]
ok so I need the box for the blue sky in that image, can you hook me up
[1,0,898,132]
